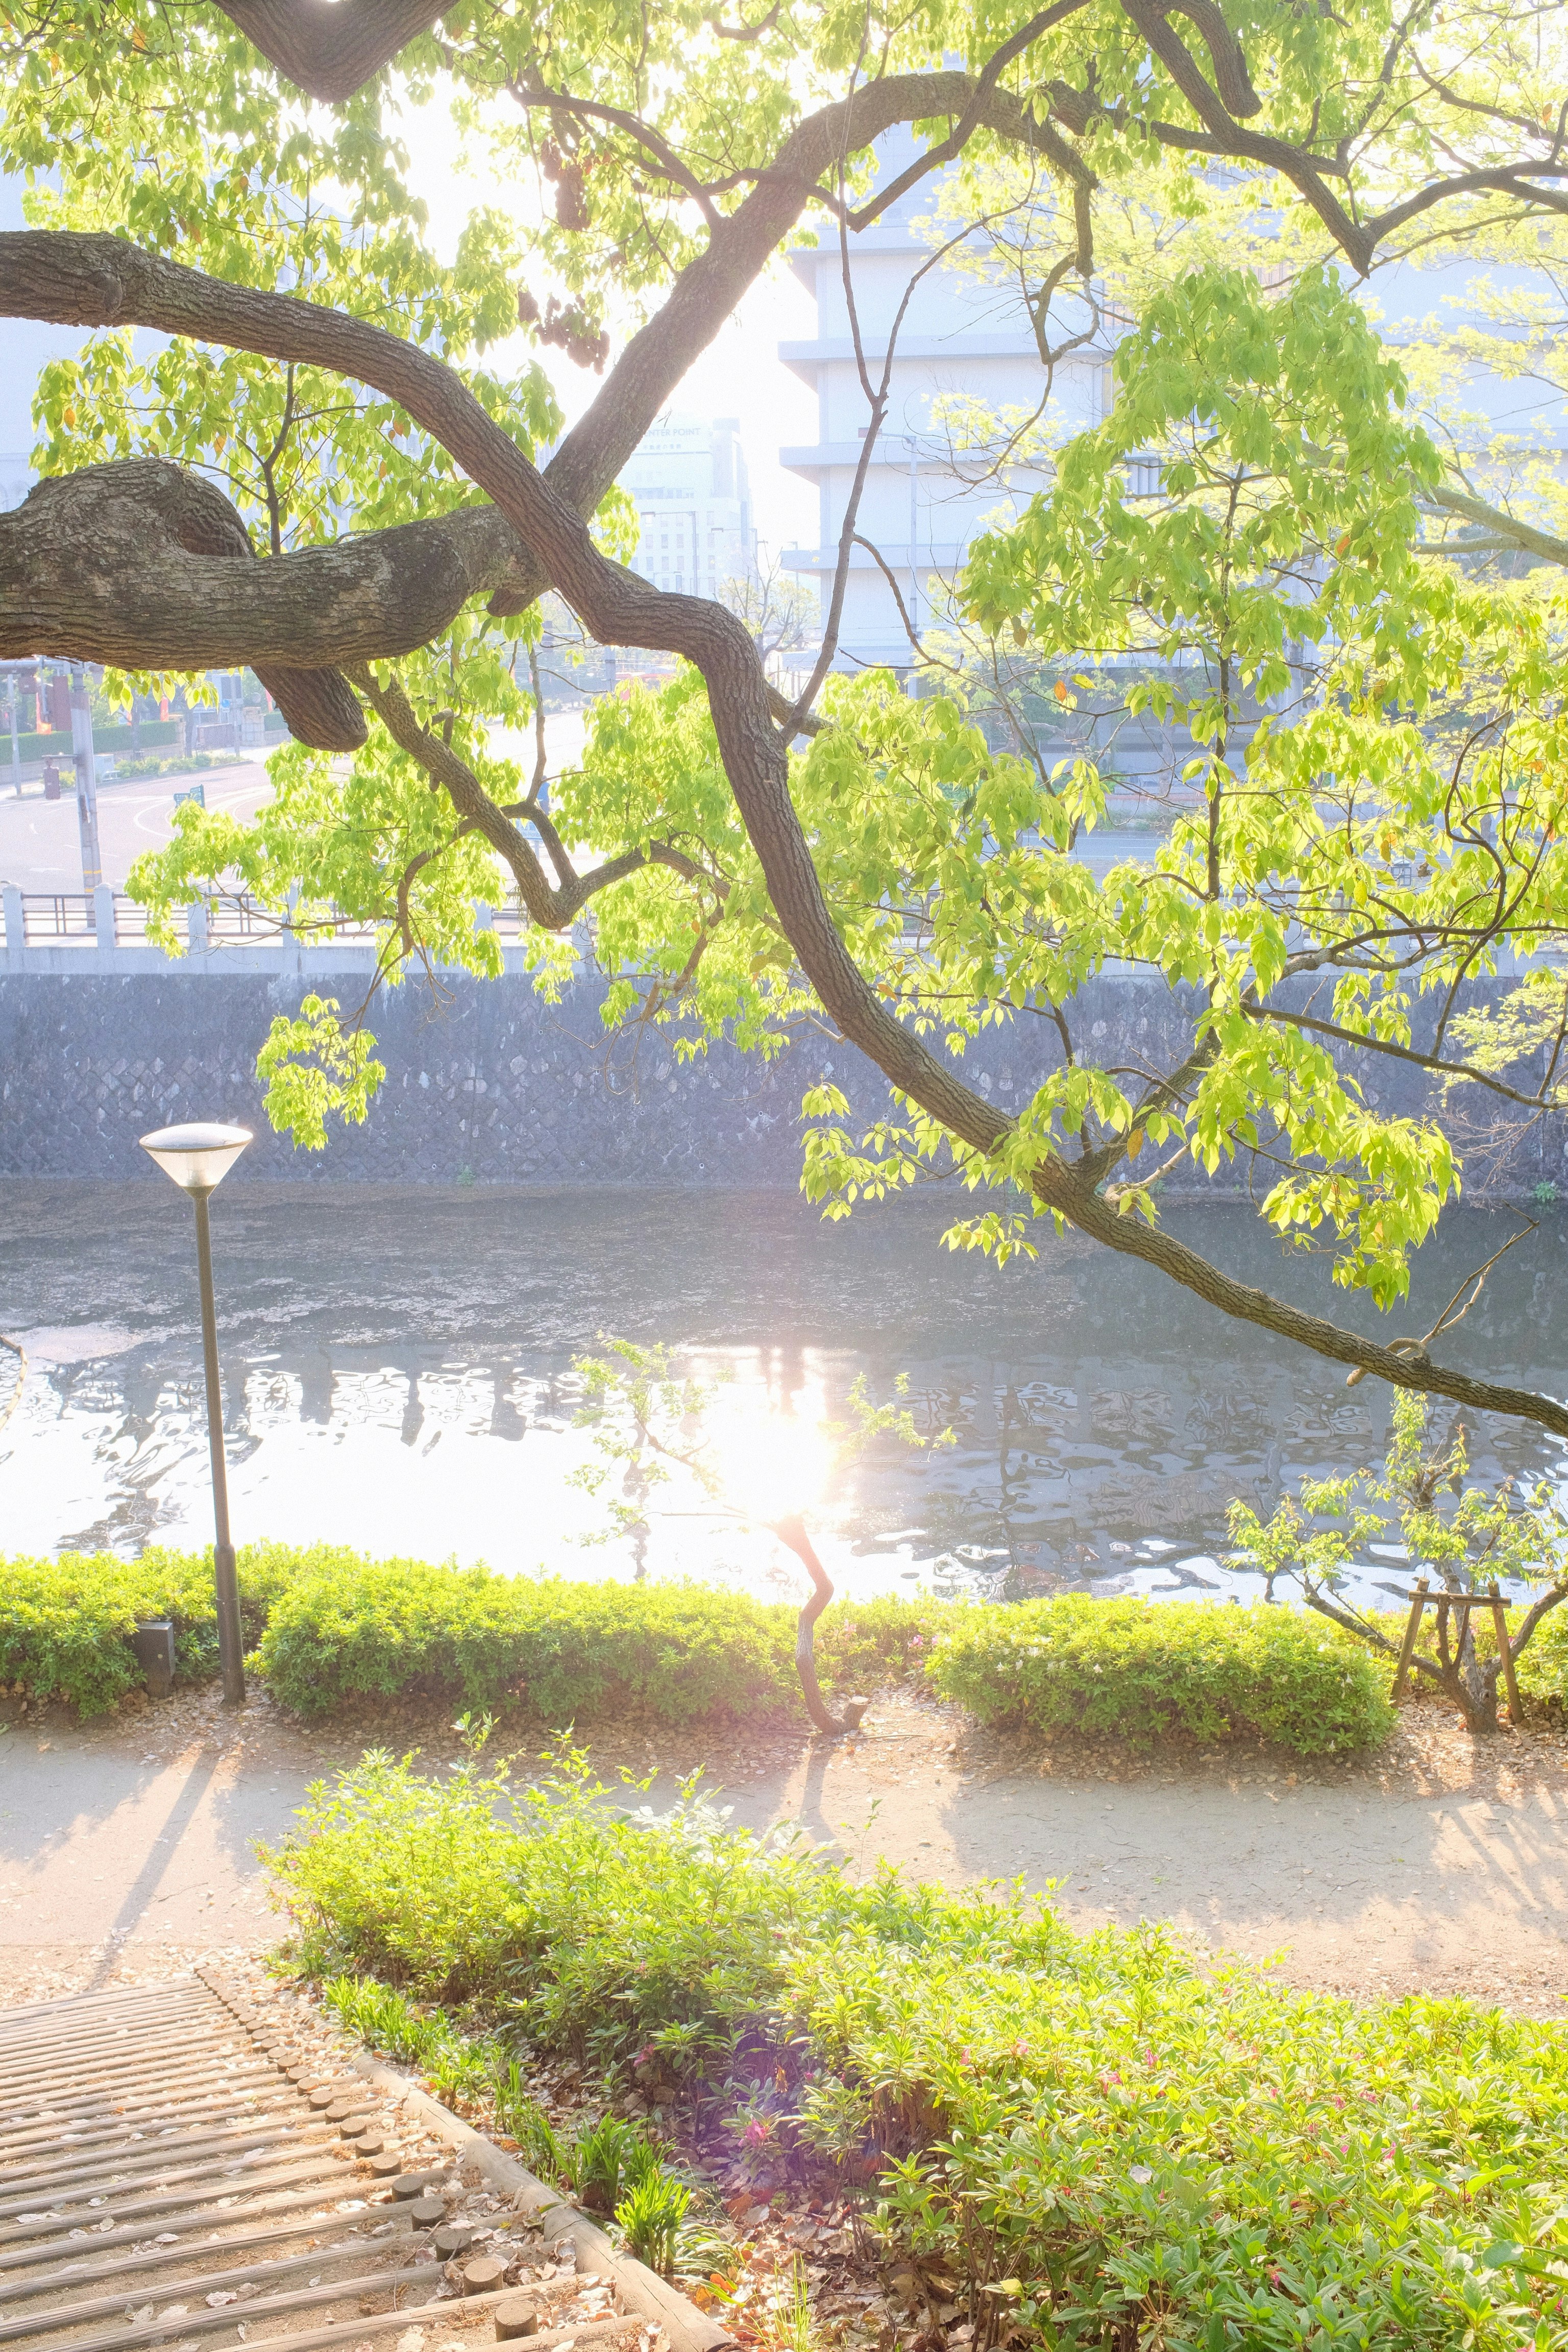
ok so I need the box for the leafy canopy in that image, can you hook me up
[7,0,1568,1365]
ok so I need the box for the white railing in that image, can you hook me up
[0,888,534,962]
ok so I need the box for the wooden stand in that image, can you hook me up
[1390,1576,1522,1720]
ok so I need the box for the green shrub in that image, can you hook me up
[928,1594,1394,1754]
[257,1564,802,1722]
[275,1747,1568,2348]
[2,1541,1392,1755]
[0,1541,372,1713]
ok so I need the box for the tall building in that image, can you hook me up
[777,144,1068,672]
[622,413,756,596]
[776,145,1568,679]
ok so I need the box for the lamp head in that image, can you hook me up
[139,1121,252,1196]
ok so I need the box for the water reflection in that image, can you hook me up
[2,1183,1565,1613]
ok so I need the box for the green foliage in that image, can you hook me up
[0,1540,315,1714]
[254,995,387,1151]
[6,0,1568,1423]
[928,1595,1393,1754]
[1233,1392,1568,1608]
[277,1747,1568,2347]
[572,2113,666,2212]
[614,2168,691,2276]
[1230,1393,1568,1728]
[256,1560,804,1723]
[322,1955,691,2267]
[320,1970,565,2175]
[5,1539,1393,1755]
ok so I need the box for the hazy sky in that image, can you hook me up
[1,115,825,552]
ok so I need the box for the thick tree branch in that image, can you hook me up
[1424,479,1568,568]
[210,2,449,103]
[9,228,1568,1439]
[0,458,541,748]
[507,66,1106,603]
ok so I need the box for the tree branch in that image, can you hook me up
[347,661,649,927]
[10,228,1568,1439]
[211,1,449,104]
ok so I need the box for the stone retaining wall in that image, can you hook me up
[0,967,1554,1190]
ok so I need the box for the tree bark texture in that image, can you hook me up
[7,230,1568,1438]
[210,2,452,103]
[0,456,547,748]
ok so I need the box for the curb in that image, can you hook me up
[195,1967,736,2352]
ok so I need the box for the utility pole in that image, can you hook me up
[4,667,20,798]
[68,662,103,890]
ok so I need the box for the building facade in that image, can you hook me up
[776,146,1568,679]
[777,144,1077,673]
[622,412,757,596]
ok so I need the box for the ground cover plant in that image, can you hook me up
[271,1736,1568,2349]
[2,1542,1391,1756]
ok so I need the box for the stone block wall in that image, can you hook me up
[0,965,1554,1190]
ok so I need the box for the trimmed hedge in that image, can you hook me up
[930,1592,1395,1754]
[0,1542,308,1716]
[2,1544,1390,1753]
[0,1545,939,1725]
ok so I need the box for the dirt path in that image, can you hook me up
[3,1685,1565,2013]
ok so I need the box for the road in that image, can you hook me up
[0,758,273,893]
[0,722,1166,897]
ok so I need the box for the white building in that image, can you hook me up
[622,413,756,597]
[777,143,1568,676]
[778,143,1073,672]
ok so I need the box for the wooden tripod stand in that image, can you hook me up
[1390,1576,1522,1719]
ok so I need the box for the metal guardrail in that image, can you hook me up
[1,890,535,957]
[21,892,94,943]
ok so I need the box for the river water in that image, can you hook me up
[3,1183,1564,1613]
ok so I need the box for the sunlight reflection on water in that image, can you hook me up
[4,1183,1566,1614]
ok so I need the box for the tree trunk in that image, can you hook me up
[770,1513,868,1738]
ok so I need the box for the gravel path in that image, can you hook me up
[3,1685,1565,2013]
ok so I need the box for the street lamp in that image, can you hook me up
[139,1120,253,1705]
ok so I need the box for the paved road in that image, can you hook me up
[0,760,273,893]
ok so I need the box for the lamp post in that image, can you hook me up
[68,663,103,890]
[139,1121,253,1705]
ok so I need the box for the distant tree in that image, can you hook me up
[1231,1393,1568,1735]
[721,554,820,668]
[570,1338,945,1735]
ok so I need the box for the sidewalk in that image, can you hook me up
[5,1685,1567,2013]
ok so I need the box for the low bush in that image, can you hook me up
[930,1594,1395,1754]
[257,1562,801,1722]
[3,1543,1392,1755]
[273,1744,1568,2348]
[0,1541,312,1713]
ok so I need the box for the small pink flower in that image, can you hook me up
[744,2120,772,2146]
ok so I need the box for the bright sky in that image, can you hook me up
[1,93,824,554]
[393,96,822,553]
